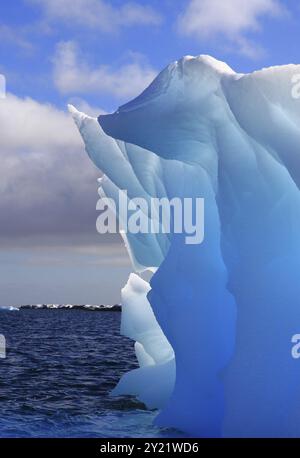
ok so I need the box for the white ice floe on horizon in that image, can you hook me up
[0,306,19,311]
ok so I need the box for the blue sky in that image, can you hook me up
[0,0,299,305]
[1,0,300,110]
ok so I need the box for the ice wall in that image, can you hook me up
[70,55,300,437]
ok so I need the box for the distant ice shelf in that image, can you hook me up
[17,304,121,311]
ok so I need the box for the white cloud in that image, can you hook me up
[28,0,162,31]
[53,41,157,99]
[178,0,286,58]
[0,23,33,51]
[0,93,101,237]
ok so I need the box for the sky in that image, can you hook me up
[0,0,299,306]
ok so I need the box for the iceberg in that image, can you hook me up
[0,306,19,311]
[70,55,300,437]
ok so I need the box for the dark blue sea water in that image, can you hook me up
[0,310,179,438]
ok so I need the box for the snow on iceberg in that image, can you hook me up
[70,55,300,437]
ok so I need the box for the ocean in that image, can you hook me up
[0,309,179,438]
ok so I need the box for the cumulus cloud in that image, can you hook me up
[178,0,287,58]
[28,0,162,32]
[0,93,101,238]
[53,41,157,99]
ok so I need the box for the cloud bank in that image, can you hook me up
[0,93,100,238]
